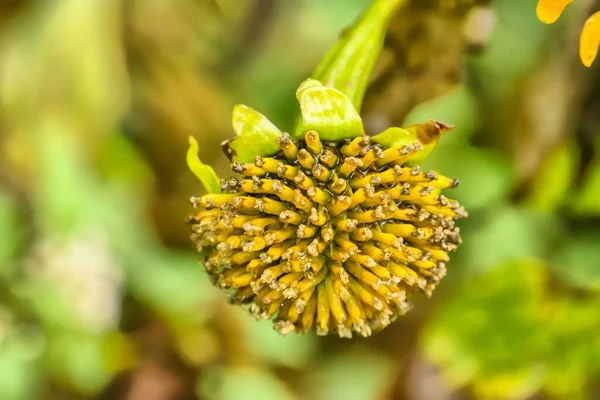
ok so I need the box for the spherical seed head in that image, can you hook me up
[189,131,466,338]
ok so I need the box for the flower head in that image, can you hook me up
[536,0,600,67]
[188,79,466,338]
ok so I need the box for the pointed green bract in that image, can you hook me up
[296,79,364,141]
[186,136,221,193]
[227,105,282,163]
[312,0,404,112]
[371,127,415,148]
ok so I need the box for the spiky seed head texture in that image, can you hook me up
[190,129,466,338]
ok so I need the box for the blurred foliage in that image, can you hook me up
[0,0,600,399]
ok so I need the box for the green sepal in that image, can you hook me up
[370,127,415,148]
[186,136,221,193]
[295,79,364,141]
[223,105,282,163]
[371,120,454,164]
[311,0,404,111]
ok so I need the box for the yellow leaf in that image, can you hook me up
[579,11,600,67]
[536,0,573,24]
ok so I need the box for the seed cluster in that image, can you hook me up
[190,131,466,337]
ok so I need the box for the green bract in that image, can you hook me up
[295,79,364,141]
[224,105,283,163]
[312,0,404,111]
[186,136,221,194]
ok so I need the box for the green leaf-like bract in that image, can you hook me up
[295,79,364,141]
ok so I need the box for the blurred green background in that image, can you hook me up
[1,0,600,399]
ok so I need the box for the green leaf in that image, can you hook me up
[304,347,395,400]
[460,206,560,275]
[524,141,577,212]
[186,136,221,194]
[208,366,297,400]
[422,262,549,396]
[224,105,282,163]
[311,0,405,112]
[242,318,317,369]
[551,231,600,290]
[295,79,364,140]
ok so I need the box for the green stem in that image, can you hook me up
[312,0,405,112]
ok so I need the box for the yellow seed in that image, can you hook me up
[328,247,351,262]
[316,284,331,335]
[254,157,280,173]
[279,210,304,225]
[371,229,403,249]
[297,224,318,238]
[275,163,299,180]
[305,130,323,155]
[198,193,240,208]
[307,239,327,257]
[350,227,373,242]
[193,208,223,220]
[297,149,316,170]
[309,206,329,226]
[264,227,296,245]
[285,300,301,323]
[388,246,415,264]
[261,264,286,283]
[369,265,392,281]
[348,277,384,311]
[345,262,381,289]
[375,145,421,166]
[282,259,300,273]
[334,234,359,255]
[329,178,347,195]
[293,172,315,191]
[247,258,268,272]
[343,291,364,325]
[263,242,291,263]
[312,163,332,182]
[382,223,417,237]
[335,218,358,232]
[307,186,331,206]
[231,196,260,214]
[310,257,326,273]
[350,253,378,268]
[231,162,267,177]
[277,133,298,161]
[320,149,338,169]
[349,188,368,208]
[341,136,369,156]
[267,295,285,315]
[325,276,347,324]
[231,251,260,265]
[243,217,278,233]
[241,237,268,252]
[359,148,383,169]
[337,156,363,177]
[301,294,318,332]
[297,268,326,293]
[327,196,352,216]
[357,243,388,262]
